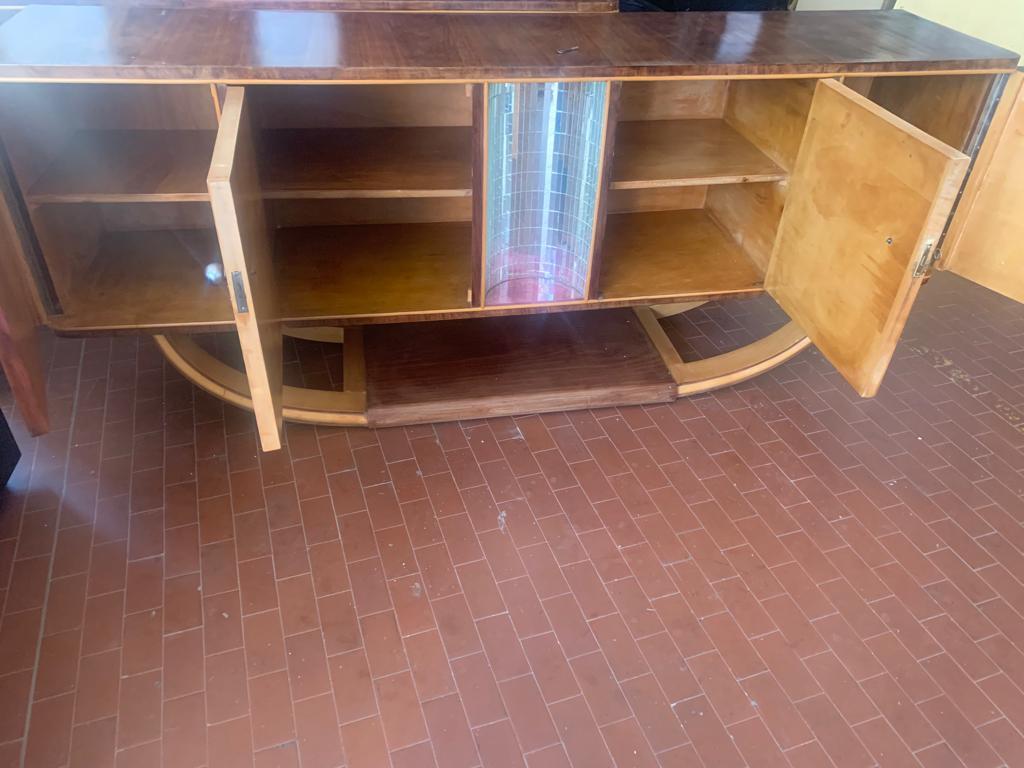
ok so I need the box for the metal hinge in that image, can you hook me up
[231,270,249,313]
[912,240,937,278]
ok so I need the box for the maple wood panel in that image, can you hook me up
[942,72,1024,305]
[0,165,47,435]
[208,86,284,451]
[765,80,969,398]
[724,79,816,173]
[868,74,995,151]
[705,182,786,274]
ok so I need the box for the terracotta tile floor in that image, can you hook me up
[1,271,1024,768]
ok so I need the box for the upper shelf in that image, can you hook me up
[25,126,473,203]
[612,120,786,190]
[0,8,1015,81]
[28,130,215,204]
[259,127,473,199]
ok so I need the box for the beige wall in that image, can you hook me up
[896,0,1024,56]
[796,1,884,9]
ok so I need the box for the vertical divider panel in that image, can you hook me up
[0,155,48,435]
[472,83,486,307]
[941,72,1024,304]
[208,86,283,451]
[587,80,619,300]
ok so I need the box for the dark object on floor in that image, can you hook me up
[0,410,18,489]
[621,0,788,10]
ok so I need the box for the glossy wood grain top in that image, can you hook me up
[0,7,1016,81]
[20,0,618,11]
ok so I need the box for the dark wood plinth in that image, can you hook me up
[364,309,677,426]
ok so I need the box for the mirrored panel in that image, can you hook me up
[484,81,608,306]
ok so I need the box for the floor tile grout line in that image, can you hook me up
[20,338,85,768]
[311,424,405,768]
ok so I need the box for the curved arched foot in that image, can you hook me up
[154,333,368,426]
[633,307,811,396]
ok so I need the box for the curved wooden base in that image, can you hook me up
[649,301,707,318]
[633,307,811,396]
[154,333,367,426]
[673,321,811,395]
[282,325,345,344]
[154,308,810,427]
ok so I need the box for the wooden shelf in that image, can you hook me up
[598,210,765,301]
[28,130,216,203]
[259,127,473,199]
[275,221,473,320]
[611,120,786,189]
[52,229,234,331]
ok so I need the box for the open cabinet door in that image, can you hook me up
[209,87,283,451]
[765,79,969,397]
[940,72,1024,304]
[0,192,47,435]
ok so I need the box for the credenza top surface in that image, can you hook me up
[0,6,1016,82]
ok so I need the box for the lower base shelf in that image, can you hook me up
[364,309,677,425]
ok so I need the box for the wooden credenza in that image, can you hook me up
[0,6,1020,451]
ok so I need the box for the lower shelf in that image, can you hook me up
[45,213,762,332]
[275,222,474,321]
[598,210,765,301]
[53,228,234,331]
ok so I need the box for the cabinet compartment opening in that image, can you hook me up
[613,80,787,190]
[266,198,474,323]
[593,79,814,304]
[610,79,814,192]
[597,183,777,302]
[0,83,219,205]
[598,207,763,301]
[248,84,474,200]
[0,83,225,330]
[593,78,815,303]
[239,84,477,322]
[36,201,232,331]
